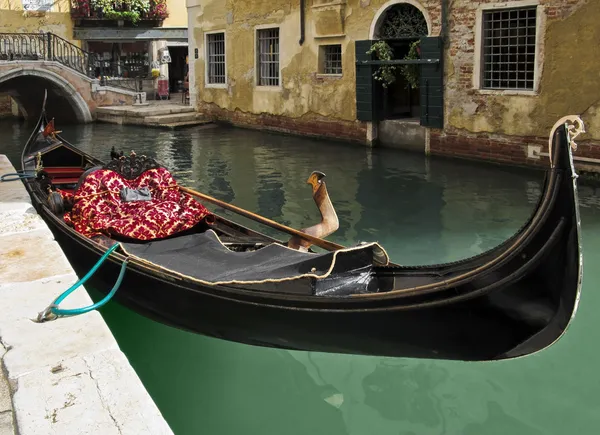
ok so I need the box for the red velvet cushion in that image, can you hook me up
[63,168,211,240]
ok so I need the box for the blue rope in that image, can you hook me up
[1,171,36,182]
[49,243,128,317]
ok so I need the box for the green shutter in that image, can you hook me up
[419,36,444,129]
[355,40,378,122]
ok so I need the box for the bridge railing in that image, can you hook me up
[47,33,94,77]
[0,32,147,93]
[0,33,48,61]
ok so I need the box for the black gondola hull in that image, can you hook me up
[20,101,583,362]
[36,179,580,362]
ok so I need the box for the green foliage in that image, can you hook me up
[90,0,151,25]
[130,0,150,14]
[366,40,421,90]
[92,0,113,12]
[366,40,396,88]
[105,10,141,24]
[400,40,420,90]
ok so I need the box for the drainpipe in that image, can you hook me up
[299,0,306,45]
[441,0,449,46]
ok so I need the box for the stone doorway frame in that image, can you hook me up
[366,0,433,151]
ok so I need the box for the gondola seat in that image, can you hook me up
[62,166,212,240]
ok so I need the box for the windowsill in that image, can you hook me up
[312,0,346,9]
[205,83,227,89]
[316,74,343,79]
[255,85,282,91]
[380,118,421,125]
[476,88,538,96]
[314,34,346,39]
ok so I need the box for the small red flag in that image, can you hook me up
[42,119,55,138]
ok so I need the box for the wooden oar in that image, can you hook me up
[179,186,346,252]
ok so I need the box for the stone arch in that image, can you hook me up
[0,67,92,123]
[369,0,432,40]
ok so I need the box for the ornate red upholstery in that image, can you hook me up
[61,167,211,240]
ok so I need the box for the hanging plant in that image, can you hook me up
[400,40,420,89]
[91,0,113,14]
[366,40,396,88]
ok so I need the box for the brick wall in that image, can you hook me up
[430,129,600,169]
[437,0,600,170]
[448,0,587,93]
[199,102,368,144]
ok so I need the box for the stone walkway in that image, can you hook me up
[0,345,15,435]
[0,155,173,434]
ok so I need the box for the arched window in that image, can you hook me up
[376,4,428,39]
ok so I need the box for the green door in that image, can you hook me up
[419,36,444,129]
[355,40,379,122]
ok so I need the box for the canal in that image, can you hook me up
[2,118,599,434]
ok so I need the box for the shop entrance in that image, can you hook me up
[167,45,188,95]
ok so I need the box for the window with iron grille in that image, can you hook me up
[206,32,226,85]
[321,45,342,75]
[481,6,537,90]
[257,28,280,86]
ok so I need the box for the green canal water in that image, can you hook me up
[2,119,600,434]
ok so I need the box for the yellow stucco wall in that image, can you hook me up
[445,0,599,142]
[189,0,598,142]
[163,0,188,27]
[0,0,77,44]
[187,0,440,123]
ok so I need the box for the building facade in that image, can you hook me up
[187,0,600,169]
[0,0,189,102]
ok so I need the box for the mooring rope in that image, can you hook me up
[37,243,128,322]
[1,171,36,182]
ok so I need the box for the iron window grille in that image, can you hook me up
[207,32,226,85]
[322,45,342,75]
[482,6,537,90]
[257,28,280,86]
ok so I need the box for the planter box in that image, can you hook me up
[72,17,164,27]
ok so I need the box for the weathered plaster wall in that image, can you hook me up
[163,0,188,27]
[0,0,78,45]
[189,0,598,165]
[445,0,599,142]
[187,0,441,132]
[0,92,12,117]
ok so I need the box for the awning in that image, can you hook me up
[74,27,188,42]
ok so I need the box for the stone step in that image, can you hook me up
[96,104,195,118]
[156,120,216,130]
[144,112,203,125]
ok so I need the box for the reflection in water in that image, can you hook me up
[464,402,544,435]
[1,119,600,435]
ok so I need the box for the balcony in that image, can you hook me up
[71,0,169,28]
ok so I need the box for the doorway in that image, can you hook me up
[167,45,189,95]
[379,39,420,120]
[371,2,428,121]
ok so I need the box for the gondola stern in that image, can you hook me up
[501,116,585,361]
[562,116,585,332]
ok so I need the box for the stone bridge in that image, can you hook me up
[0,60,139,124]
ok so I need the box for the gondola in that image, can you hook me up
[18,93,585,362]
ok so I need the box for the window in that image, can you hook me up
[87,41,150,79]
[321,45,342,75]
[257,28,280,86]
[206,32,226,85]
[481,6,537,90]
